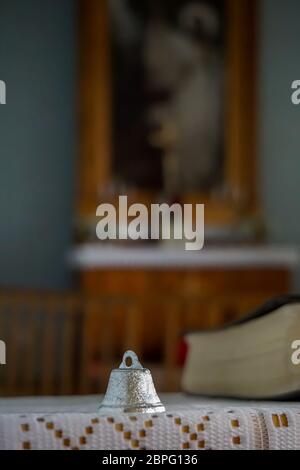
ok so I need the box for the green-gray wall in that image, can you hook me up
[0,0,77,289]
[260,0,300,288]
[0,0,299,289]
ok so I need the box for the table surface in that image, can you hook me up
[1,394,299,414]
[1,395,300,450]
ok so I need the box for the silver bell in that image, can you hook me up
[98,351,166,414]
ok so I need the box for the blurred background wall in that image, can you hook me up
[0,0,77,289]
[0,0,299,289]
[260,0,300,288]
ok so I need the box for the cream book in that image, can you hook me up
[182,296,300,399]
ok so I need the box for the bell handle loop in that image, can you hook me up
[119,350,143,370]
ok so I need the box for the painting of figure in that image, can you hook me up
[109,0,224,194]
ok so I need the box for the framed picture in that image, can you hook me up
[78,0,258,228]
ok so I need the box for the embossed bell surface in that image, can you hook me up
[99,351,166,414]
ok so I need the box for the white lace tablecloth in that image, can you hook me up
[0,394,300,450]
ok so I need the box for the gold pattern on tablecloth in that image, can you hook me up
[11,407,300,450]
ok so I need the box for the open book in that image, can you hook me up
[182,296,300,399]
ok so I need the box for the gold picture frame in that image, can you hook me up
[78,0,258,227]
